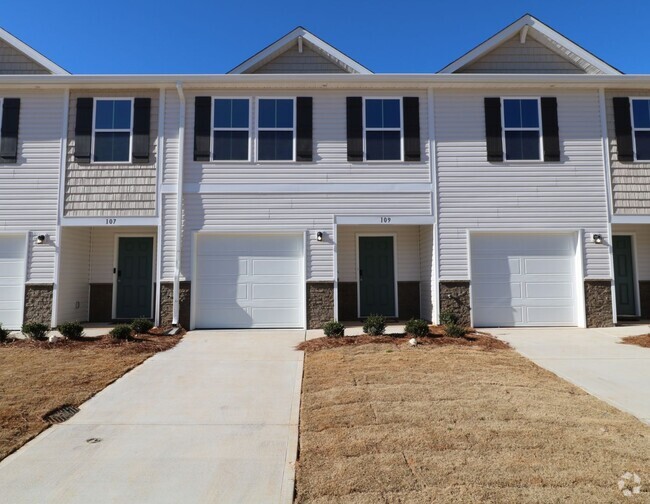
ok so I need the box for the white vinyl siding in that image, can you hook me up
[0,90,63,284]
[65,90,158,217]
[162,89,180,185]
[435,89,610,281]
[337,225,420,282]
[57,227,91,323]
[161,192,431,282]
[182,89,430,185]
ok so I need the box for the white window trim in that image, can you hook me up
[210,96,252,163]
[500,97,544,162]
[362,97,403,162]
[630,97,650,162]
[255,97,296,163]
[91,97,134,164]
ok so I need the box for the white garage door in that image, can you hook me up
[471,233,578,327]
[0,235,26,329]
[195,234,304,329]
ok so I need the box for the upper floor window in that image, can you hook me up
[213,98,250,161]
[632,99,650,161]
[93,99,133,163]
[258,98,294,161]
[502,98,542,161]
[364,98,402,161]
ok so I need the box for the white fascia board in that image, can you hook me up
[439,14,620,75]
[228,27,372,75]
[0,27,70,75]
[611,215,650,224]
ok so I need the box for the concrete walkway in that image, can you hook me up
[0,330,305,503]
[491,325,650,425]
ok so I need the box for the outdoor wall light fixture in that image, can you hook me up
[316,232,323,242]
[592,234,603,244]
[36,234,46,244]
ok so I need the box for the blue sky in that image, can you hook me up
[4,0,649,74]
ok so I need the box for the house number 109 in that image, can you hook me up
[380,217,391,223]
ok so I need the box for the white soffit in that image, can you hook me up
[439,14,621,75]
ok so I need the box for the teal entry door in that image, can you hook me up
[116,237,154,319]
[613,235,636,317]
[358,236,396,317]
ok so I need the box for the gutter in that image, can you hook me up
[172,81,185,326]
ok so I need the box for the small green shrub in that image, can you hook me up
[131,318,154,335]
[0,324,9,342]
[439,310,459,327]
[22,322,49,341]
[444,323,467,338]
[322,320,345,338]
[110,324,133,340]
[363,314,386,336]
[57,321,85,340]
[404,318,430,337]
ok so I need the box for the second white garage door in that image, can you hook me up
[470,233,578,327]
[0,234,26,330]
[194,234,304,329]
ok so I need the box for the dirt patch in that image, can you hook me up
[621,334,650,348]
[0,333,182,461]
[295,344,650,503]
[298,328,509,353]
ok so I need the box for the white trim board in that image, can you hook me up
[438,14,621,75]
[61,217,159,227]
[611,215,650,224]
[161,183,435,194]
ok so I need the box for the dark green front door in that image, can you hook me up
[358,236,396,317]
[116,237,153,319]
[613,235,636,317]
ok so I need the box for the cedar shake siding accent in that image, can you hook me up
[250,44,347,74]
[64,90,159,217]
[457,34,594,74]
[0,38,51,74]
[606,89,650,215]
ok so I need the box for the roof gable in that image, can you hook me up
[229,27,372,75]
[439,14,621,75]
[0,27,69,75]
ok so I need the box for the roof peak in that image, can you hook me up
[0,26,69,75]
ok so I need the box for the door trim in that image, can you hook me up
[612,233,641,317]
[190,231,307,330]
[356,233,398,318]
[112,234,157,320]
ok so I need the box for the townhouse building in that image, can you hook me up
[0,14,647,331]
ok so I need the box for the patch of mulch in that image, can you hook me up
[621,334,650,348]
[297,329,510,352]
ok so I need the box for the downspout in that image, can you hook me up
[173,81,185,326]
[154,87,165,326]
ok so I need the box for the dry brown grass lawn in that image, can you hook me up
[621,334,650,348]
[0,334,181,461]
[296,344,650,503]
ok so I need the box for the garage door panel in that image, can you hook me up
[471,233,577,327]
[195,234,304,328]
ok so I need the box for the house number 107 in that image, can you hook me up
[380,217,391,223]
[105,218,117,225]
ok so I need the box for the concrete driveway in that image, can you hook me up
[0,330,305,503]
[491,325,650,425]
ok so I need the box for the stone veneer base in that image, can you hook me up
[24,284,53,325]
[584,280,614,327]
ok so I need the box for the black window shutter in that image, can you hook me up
[541,97,560,162]
[484,98,503,162]
[403,97,420,162]
[0,98,20,163]
[194,96,211,162]
[296,97,313,162]
[613,97,634,162]
[74,98,93,163]
[132,98,151,163]
[346,97,363,161]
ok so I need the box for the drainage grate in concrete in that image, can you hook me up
[43,405,80,424]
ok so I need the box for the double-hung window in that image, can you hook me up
[258,98,294,161]
[93,98,133,163]
[213,98,250,161]
[631,99,650,161]
[364,98,402,161]
[502,98,542,161]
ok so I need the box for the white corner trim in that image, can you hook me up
[228,27,372,75]
[439,14,620,75]
[0,27,69,75]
